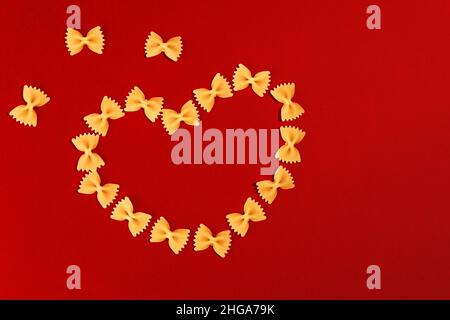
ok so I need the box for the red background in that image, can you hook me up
[0,0,449,299]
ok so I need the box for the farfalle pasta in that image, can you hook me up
[78,171,119,208]
[161,100,199,135]
[226,197,266,237]
[111,197,152,237]
[194,224,231,258]
[150,217,190,254]
[233,64,271,97]
[65,29,306,258]
[276,126,305,163]
[270,83,305,121]
[193,73,233,112]
[71,133,105,172]
[145,31,183,62]
[84,96,125,136]
[256,166,294,204]
[125,86,163,122]
[9,85,50,127]
[65,26,105,56]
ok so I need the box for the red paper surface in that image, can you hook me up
[0,0,449,299]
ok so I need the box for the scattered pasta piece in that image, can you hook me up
[193,73,233,112]
[111,197,151,237]
[270,83,305,121]
[256,166,294,204]
[226,197,266,237]
[161,100,199,135]
[145,31,183,62]
[78,171,119,208]
[71,133,105,171]
[150,217,190,254]
[84,96,125,136]
[9,85,50,127]
[276,126,305,163]
[125,86,163,122]
[194,224,231,258]
[233,64,270,97]
[65,26,105,56]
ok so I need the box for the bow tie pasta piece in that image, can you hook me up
[71,133,105,171]
[111,197,152,237]
[276,126,305,163]
[9,85,50,127]
[78,171,119,208]
[233,64,271,97]
[125,86,163,122]
[270,83,305,121]
[226,197,266,237]
[194,224,231,258]
[83,96,125,136]
[65,26,105,56]
[150,217,190,254]
[256,166,295,204]
[161,100,200,135]
[145,31,183,62]
[193,73,233,112]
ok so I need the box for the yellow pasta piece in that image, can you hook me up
[276,126,305,163]
[256,166,294,204]
[111,197,151,237]
[145,31,183,62]
[193,73,233,112]
[161,100,199,135]
[226,198,266,237]
[78,171,119,208]
[83,96,125,136]
[233,64,271,97]
[194,224,231,258]
[125,86,163,122]
[270,83,305,121]
[71,133,105,172]
[150,217,190,254]
[65,26,104,56]
[9,85,50,127]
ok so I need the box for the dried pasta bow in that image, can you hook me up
[194,224,231,258]
[193,73,233,112]
[9,85,50,127]
[256,166,294,204]
[145,31,183,61]
[276,126,305,163]
[232,64,271,97]
[111,197,151,237]
[78,171,119,208]
[161,100,199,135]
[71,133,105,171]
[125,86,163,122]
[226,198,266,237]
[65,26,105,56]
[150,217,190,254]
[84,96,125,136]
[270,83,305,121]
